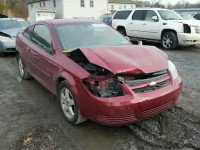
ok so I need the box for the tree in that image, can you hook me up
[0,0,28,18]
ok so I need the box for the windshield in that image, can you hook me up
[55,23,131,51]
[158,10,183,20]
[0,20,28,30]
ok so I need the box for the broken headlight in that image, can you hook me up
[168,60,178,80]
[0,36,13,42]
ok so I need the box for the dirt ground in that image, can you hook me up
[0,44,200,150]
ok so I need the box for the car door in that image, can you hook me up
[19,26,34,73]
[29,24,57,91]
[126,10,147,38]
[142,10,162,40]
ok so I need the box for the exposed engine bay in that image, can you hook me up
[66,50,125,98]
[66,49,169,97]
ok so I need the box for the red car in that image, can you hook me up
[16,19,183,125]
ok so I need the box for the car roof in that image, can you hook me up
[0,18,25,21]
[117,8,170,11]
[43,19,102,25]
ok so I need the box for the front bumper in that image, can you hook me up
[178,33,200,46]
[77,76,183,125]
[0,40,16,53]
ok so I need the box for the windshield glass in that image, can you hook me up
[0,20,28,30]
[17,20,29,28]
[55,23,131,51]
[158,10,183,20]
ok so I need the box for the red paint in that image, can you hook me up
[80,46,168,74]
[16,19,183,125]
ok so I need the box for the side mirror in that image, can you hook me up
[152,16,159,22]
[46,48,54,55]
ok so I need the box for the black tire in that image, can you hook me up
[58,81,87,125]
[16,55,32,80]
[118,27,127,36]
[161,32,178,50]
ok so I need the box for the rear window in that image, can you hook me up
[132,10,147,20]
[113,10,132,19]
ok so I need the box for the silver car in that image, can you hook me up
[0,18,28,56]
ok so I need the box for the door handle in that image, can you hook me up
[129,22,133,24]
[142,23,146,25]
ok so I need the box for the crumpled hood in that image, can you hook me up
[79,45,168,74]
[170,20,200,26]
[0,28,22,37]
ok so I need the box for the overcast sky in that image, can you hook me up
[139,0,200,5]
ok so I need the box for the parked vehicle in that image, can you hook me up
[180,14,196,20]
[193,13,200,20]
[16,19,182,125]
[28,9,56,24]
[0,18,29,56]
[174,9,200,20]
[102,16,112,25]
[112,8,200,50]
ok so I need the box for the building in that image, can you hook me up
[108,0,136,14]
[27,0,136,20]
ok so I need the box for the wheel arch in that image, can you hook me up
[55,72,77,96]
[161,29,177,39]
[117,25,126,31]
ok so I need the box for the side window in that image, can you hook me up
[32,25,52,51]
[22,26,34,41]
[132,10,147,20]
[113,11,132,20]
[144,10,158,22]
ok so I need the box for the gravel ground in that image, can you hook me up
[0,44,200,150]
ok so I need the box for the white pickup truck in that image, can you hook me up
[112,8,200,49]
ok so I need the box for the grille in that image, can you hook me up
[143,100,175,118]
[133,79,170,93]
[126,70,170,93]
[126,70,169,87]
[195,26,200,33]
[97,113,137,124]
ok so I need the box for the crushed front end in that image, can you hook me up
[67,48,183,125]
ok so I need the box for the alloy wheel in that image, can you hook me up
[162,34,173,49]
[60,88,75,119]
[18,58,24,77]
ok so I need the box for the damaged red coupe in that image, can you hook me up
[16,19,183,125]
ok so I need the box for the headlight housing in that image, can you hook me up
[0,36,13,42]
[168,60,178,80]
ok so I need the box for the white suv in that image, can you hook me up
[112,8,200,49]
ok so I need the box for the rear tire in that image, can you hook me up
[118,28,127,36]
[17,55,32,80]
[58,81,87,125]
[161,32,178,50]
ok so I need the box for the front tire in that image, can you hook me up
[58,81,87,125]
[17,55,32,80]
[162,32,178,50]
